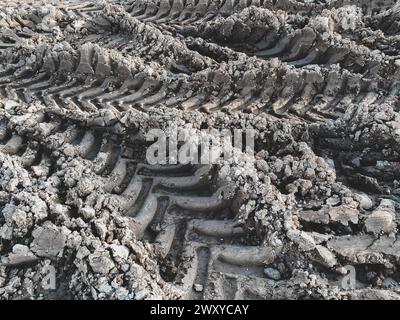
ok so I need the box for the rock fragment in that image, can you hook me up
[30,223,66,258]
[263,267,281,280]
[365,199,396,235]
[1,244,38,266]
[88,251,115,274]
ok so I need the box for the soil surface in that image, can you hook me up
[1,0,400,300]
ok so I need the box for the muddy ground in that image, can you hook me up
[0,0,400,300]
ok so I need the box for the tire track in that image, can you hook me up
[0,112,279,299]
[0,38,390,124]
[1,0,400,300]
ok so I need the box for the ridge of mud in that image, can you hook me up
[1,0,400,300]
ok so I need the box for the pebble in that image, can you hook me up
[88,252,115,274]
[109,244,129,261]
[193,284,204,292]
[79,207,96,221]
[263,267,281,280]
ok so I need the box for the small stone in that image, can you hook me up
[97,278,113,294]
[79,206,95,221]
[88,251,115,274]
[51,204,69,220]
[365,199,395,235]
[94,221,107,240]
[335,266,348,275]
[63,146,75,157]
[326,197,340,206]
[115,288,131,300]
[3,205,28,229]
[109,244,129,261]
[263,267,281,280]
[193,284,203,292]
[30,224,66,258]
[328,205,359,225]
[66,231,82,249]
[76,246,91,260]
[12,244,30,254]
[121,264,130,272]
[74,218,87,228]
[135,289,149,300]
[287,230,316,251]
[355,193,373,210]
[310,245,337,268]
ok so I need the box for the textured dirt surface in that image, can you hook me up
[1,0,400,300]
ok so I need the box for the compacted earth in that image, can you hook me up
[1,0,400,300]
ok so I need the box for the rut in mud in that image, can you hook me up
[1,0,400,300]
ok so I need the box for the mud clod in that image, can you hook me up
[0,0,400,301]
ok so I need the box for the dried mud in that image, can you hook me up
[0,0,400,300]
